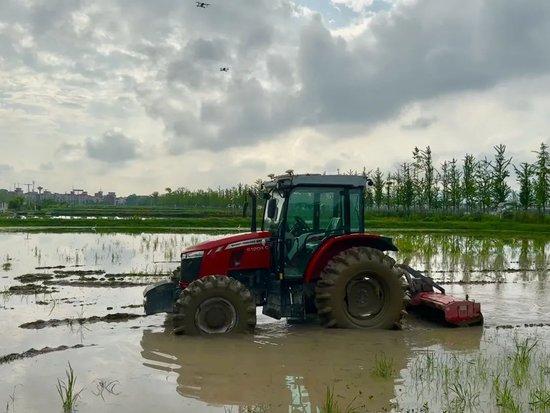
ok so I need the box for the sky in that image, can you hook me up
[0,0,549,195]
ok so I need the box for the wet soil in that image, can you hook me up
[7,283,57,294]
[53,269,106,276]
[43,279,150,288]
[14,273,54,283]
[19,312,144,329]
[0,344,95,365]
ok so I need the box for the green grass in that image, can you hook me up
[510,338,538,387]
[321,387,358,413]
[493,378,520,413]
[371,353,395,379]
[56,362,83,413]
[0,215,548,234]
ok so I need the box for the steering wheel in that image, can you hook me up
[291,216,310,235]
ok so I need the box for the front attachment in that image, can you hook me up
[396,264,483,327]
[143,280,180,315]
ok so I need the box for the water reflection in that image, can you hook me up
[390,233,549,283]
[139,322,484,412]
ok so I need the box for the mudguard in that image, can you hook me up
[143,280,180,315]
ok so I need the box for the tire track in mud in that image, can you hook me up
[0,344,96,365]
[19,313,145,329]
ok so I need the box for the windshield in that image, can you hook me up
[262,191,284,232]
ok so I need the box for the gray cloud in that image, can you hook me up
[0,164,14,174]
[85,130,140,163]
[401,117,437,130]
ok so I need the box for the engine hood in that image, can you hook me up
[183,231,271,254]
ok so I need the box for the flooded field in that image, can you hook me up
[0,231,548,412]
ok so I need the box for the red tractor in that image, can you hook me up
[144,174,482,334]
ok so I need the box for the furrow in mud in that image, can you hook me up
[19,312,144,329]
[43,279,149,288]
[0,344,95,365]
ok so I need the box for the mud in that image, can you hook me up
[7,283,57,294]
[19,312,144,329]
[43,279,149,288]
[14,273,54,283]
[0,344,94,365]
[53,269,105,276]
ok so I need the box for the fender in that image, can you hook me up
[303,233,398,283]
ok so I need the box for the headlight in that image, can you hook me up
[181,250,205,260]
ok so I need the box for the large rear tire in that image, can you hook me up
[314,247,404,329]
[172,275,256,335]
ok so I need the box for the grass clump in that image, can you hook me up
[56,362,83,413]
[529,387,550,411]
[510,337,538,386]
[371,353,395,379]
[493,377,520,413]
[321,387,359,413]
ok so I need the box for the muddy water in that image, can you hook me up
[0,231,548,412]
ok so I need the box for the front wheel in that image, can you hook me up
[314,247,404,329]
[172,275,256,335]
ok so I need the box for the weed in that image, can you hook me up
[56,362,83,412]
[529,387,550,411]
[92,379,120,400]
[371,353,395,379]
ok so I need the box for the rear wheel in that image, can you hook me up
[172,275,256,335]
[315,247,404,329]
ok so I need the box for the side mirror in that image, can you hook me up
[266,198,277,219]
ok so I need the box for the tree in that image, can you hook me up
[477,159,493,211]
[372,168,385,209]
[448,159,462,211]
[440,161,450,211]
[462,154,478,211]
[8,196,25,211]
[514,162,535,210]
[384,173,393,210]
[533,142,549,212]
[420,146,436,209]
[489,144,512,205]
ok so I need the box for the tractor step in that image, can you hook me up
[409,291,483,326]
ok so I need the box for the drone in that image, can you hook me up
[219,67,230,72]
[196,2,210,8]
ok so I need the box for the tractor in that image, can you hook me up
[144,173,482,334]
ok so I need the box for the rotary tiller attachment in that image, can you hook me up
[396,264,483,327]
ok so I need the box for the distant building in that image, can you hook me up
[0,202,7,212]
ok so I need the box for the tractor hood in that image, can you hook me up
[183,231,271,254]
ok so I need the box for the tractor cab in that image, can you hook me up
[261,174,367,278]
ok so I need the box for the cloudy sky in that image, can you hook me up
[1,0,549,195]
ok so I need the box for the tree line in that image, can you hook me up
[365,142,548,213]
[135,142,548,215]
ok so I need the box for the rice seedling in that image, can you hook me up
[529,387,550,411]
[494,378,520,413]
[371,353,395,379]
[510,337,538,387]
[4,385,17,413]
[447,382,480,412]
[321,387,358,413]
[56,362,83,413]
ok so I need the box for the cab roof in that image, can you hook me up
[263,174,367,190]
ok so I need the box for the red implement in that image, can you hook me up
[410,292,483,326]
